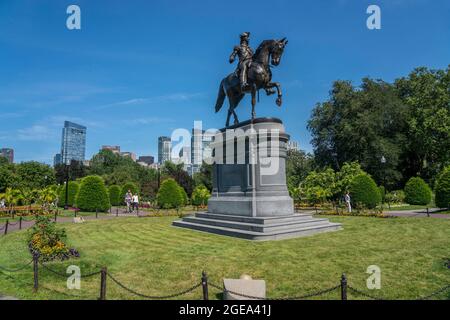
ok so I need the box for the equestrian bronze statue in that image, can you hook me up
[215,34,288,127]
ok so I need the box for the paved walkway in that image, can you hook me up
[385,208,450,219]
[0,208,146,236]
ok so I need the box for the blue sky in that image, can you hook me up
[0,0,449,164]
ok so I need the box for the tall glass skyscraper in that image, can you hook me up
[158,136,171,164]
[61,121,87,165]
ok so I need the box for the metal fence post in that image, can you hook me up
[99,267,107,300]
[202,271,209,300]
[19,216,22,230]
[96,209,98,219]
[426,207,430,217]
[4,220,8,235]
[54,210,57,222]
[33,253,39,292]
[341,273,347,300]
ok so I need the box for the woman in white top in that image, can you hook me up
[132,194,139,212]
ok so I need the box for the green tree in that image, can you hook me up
[286,149,314,190]
[395,66,450,183]
[193,162,213,191]
[3,187,21,212]
[15,161,56,190]
[0,164,19,192]
[162,161,194,196]
[54,160,86,185]
[58,181,80,207]
[308,78,409,189]
[191,185,211,206]
[335,162,365,196]
[179,186,188,206]
[88,149,123,176]
[108,185,122,206]
[350,174,382,209]
[404,177,432,205]
[38,186,58,209]
[301,168,337,203]
[0,156,9,166]
[435,167,450,209]
[156,178,184,209]
[75,176,110,212]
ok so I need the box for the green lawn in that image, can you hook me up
[0,215,449,300]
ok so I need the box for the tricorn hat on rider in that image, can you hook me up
[240,32,250,40]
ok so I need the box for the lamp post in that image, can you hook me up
[380,155,386,209]
[64,164,70,210]
[157,166,161,190]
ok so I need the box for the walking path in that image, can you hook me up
[0,208,145,236]
[385,208,450,219]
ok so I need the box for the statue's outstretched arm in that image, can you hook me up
[229,47,238,64]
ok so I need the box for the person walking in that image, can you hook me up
[125,190,133,213]
[345,192,352,213]
[132,193,139,213]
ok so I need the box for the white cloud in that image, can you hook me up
[17,125,56,141]
[99,92,205,109]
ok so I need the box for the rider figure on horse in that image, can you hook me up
[229,32,253,90]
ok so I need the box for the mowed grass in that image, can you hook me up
[0,215,449,300]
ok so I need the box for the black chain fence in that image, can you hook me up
[1,256,449,300]
[107,272,202,299]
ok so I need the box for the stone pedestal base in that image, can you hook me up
[173,118,342,240]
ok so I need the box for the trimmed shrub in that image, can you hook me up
[75,176,110,212]
[156,178,183,209]
[108,185,121,206]
[191,185,211,206]
[58,181,79,207]
[404,177,432,205]
[179,186,188,206]
[350,174,382,209]
[435,167,450,209]
[385,190,405,204]
[121,182,139,202]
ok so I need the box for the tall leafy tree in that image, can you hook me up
[161,161,194,196]
[395,66,450,183]
[15,161,56,190]
[308,78,409,189]
[286,149,314,190]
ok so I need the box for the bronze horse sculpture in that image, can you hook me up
[215,38,288,127]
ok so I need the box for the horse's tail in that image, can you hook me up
[215,79,226,113]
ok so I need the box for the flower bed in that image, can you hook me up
[27,215,79,261]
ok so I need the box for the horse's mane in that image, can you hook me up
[253,40,275,60]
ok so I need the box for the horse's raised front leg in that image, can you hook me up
[265,88,276,96]
[266,82,283,107]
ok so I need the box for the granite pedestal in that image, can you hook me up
[173,118,341,240]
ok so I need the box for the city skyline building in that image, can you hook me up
[0,148,14,163]
[287,141,300,152]
[120,151,137,161]
[190,128,214,175]
[158,136,171,164]
[101,145,121,154]
[60,121,87,165]
[137,156,154,166]
[53,153,61,166]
